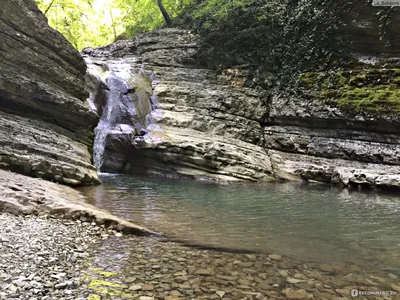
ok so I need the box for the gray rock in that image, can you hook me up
[84,29,273,182]
[54,282,67,289]
[0,0,99,186]
[129,284,142,291]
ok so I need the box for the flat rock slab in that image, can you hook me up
[0,169,156,236]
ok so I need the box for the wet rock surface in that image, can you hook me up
[0,0,99,185]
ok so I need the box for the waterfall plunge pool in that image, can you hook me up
[78,174,400,275]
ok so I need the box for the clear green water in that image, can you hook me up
[79,174,400,274]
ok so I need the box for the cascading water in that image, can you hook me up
[85,57,158,172]
[92,74,125,170]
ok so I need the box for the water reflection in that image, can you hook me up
[78,174,400,272]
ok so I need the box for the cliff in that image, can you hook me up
[0,0,99,185]
[84,29,271,182]
[261,0,400,188]
[84,0,400,188]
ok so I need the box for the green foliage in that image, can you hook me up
[176,0,281,73]
[119,0,192,39]
[34,0,125,49]
[179,0,399,89]
[33,0,192,50]
[192,0,256,29]
[182,0,350,84]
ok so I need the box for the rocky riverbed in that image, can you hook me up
[79,236,400,300]
[0,212,399,300]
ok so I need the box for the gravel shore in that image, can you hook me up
[1,213,399,300]
[0,213,112,300]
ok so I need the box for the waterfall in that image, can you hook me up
[85,58,157,172]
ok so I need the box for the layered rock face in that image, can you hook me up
[85,4,400,188]
[84,29,272,182]
[266,95,400,188]
[0,0,99,185]
[265,3,400,188]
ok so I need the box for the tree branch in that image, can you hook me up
[44,0,57,15]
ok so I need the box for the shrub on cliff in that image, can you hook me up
[177,0,399,88]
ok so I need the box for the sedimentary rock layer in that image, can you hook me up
[84,29,272,182]
[266,94,400,188]
[0,0,99,185]
[85,26,400,188]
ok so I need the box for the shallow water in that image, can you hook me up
[79,174,400,273]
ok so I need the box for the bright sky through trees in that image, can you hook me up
[34,0,192,50]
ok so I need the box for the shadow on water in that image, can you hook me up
[77,173,400,273]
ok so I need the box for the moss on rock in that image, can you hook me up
[88,279,122,296]
[298,66,400,115]
[88,267,118,277]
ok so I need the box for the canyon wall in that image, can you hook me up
[0,0,99,185]
[83,33,398,188]
[85,1,400,188]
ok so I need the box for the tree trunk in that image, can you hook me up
[157,0,172,26]
[109,8,117,41]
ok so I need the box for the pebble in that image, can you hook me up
[282,288,310,299]
[125,276,137,283]
[0,213,398,300]
[0,213,114,300]
[129,284,142,291]
[268,254,282,261]
[391,283,400,292]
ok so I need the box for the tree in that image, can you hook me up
[157,0,172,25]
[33,0,193,50]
